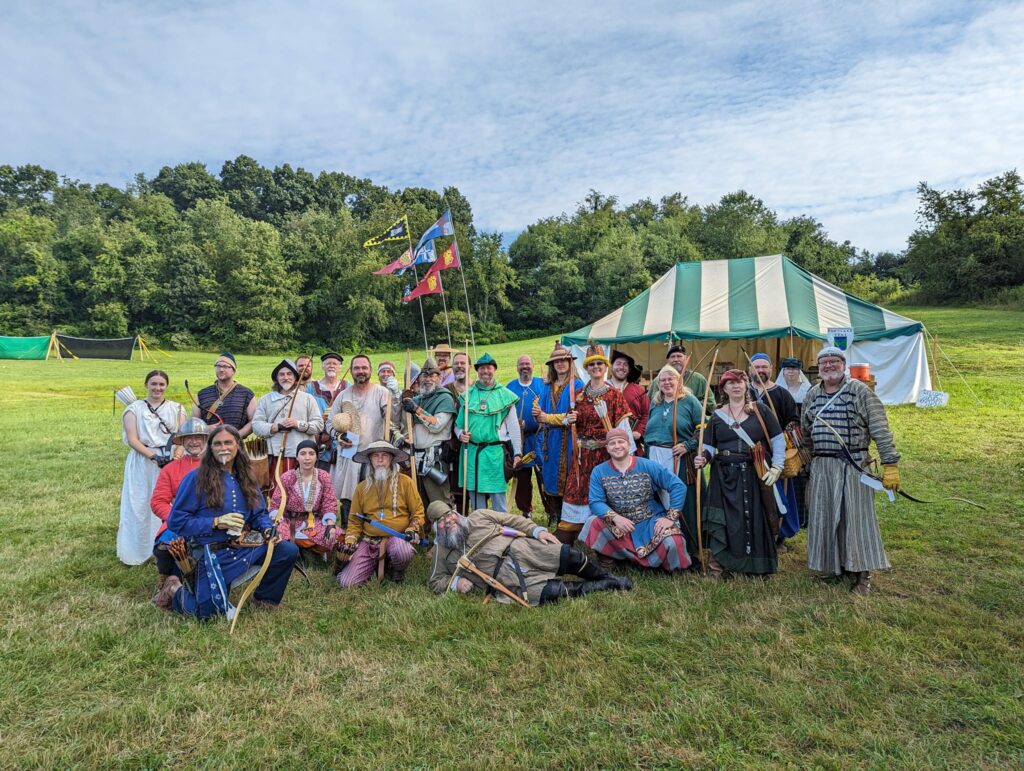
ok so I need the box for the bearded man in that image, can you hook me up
[193,352,256,435]
[433,343,456,386]
[801,347,901,596]
[337,441,425,587]
[404,357,458,507]
[748,352,801,547]
[608,350,650,449]
[457,353,522,513]
[505,354,543,516]
[154,425,299,618]
[446,351,470,398]
[426,501,632,605]
[150,417,210,598]
[328,354,401,520]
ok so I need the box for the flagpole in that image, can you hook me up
[457,258,477,360]
[437,272,453,348]
[406,230,429,353]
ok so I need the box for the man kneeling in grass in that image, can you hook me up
[426,501,632,605]
[154,425,299,618]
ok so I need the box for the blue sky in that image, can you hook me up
[2,0,1022,253]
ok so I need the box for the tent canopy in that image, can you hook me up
[561,254,922,345]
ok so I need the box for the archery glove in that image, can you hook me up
[761,466,783,487]
[882,464,900,492]
[216,512,245,532]
[402,398,418,415]
[261,525,278,541]
[404,528,420,543]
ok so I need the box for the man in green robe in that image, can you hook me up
[457,353,522,512]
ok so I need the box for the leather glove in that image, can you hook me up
[385,376,401,397]
[261,525,278,541]
[216,512,245,531]
[882,463,900,492]
[404,528,420,543]
[154,454,172,468]
[761,466,782,487]
[402,398,418,415]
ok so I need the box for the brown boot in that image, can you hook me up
[851,571,871,596]
[706,554,724,579]
[153,575,182,610]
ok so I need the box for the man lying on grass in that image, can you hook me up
[426,501,632,605]
[154,424,300,618]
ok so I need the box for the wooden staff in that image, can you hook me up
[405,350,417,489]
[461,340,471,515]
[694,345,720,576]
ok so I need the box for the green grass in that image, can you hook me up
[1,307,1022,768]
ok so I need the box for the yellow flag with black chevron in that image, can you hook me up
[363,215,409,248]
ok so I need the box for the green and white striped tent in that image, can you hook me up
[561,254,931,404]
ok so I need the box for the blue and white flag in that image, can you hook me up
[414,209,455,251]
[397,239,436,275]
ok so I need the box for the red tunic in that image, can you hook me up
[562,384,632,506]
[150,455,202,539]
[618,382,650,437]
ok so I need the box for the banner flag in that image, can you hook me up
[414,209,454,251]
[363,215,409,248]
[373,247,414,275]
[436,238,461,270]
[409,240,437,270]
[402,260,444,302]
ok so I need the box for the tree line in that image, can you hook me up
[1,159,1021,352]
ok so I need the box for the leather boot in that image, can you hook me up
[153,575,182,611]
[566,575,633,597]
[152,574,171,603]
[851,571,871,596]
[706,554,724,579]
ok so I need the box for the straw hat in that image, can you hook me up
[545,343,575,365]
[330,401,362,435]
[352,439,409,465]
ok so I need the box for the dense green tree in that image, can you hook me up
[149,162,222,211]
[0,164,58,215]
[0,210,61,332]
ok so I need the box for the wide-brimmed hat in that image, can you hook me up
[545,343,575,365]
[330,401,362,435]
[432,343,454,357]
[610,350,642,383]
[271,359,298,383]
[353,439,409,465]
[172,417,211,445]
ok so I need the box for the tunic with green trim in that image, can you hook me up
[457,382,521,494]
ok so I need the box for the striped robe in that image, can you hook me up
[801,376,900,574]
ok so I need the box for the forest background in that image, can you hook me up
[2,159,1023,352]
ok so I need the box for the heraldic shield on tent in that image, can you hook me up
[560,254,932,405]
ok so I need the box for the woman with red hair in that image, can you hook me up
[693,369,786,577]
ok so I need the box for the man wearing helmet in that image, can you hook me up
[149,418,210,600]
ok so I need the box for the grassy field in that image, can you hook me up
[1,307,1021,769]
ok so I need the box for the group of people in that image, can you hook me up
[117,338,902,619]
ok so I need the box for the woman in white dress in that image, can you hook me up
[119,370,185,565]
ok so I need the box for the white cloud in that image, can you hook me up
[0,0,1020,253]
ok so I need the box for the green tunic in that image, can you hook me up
[458,382,518,494]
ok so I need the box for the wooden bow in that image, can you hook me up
[694,344,720,575]
[229,374,301,634]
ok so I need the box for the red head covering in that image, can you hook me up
[717,369,748,389]
[605,427,630,444]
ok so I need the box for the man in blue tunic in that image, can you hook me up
[154,424,299,619]
[506,354,544,516]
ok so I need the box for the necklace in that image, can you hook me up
[726,403,745,427]
[300,475,316,510]
[215,381,237,408]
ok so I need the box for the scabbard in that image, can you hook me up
[457,557,530,607]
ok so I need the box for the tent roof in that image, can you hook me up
[561,254,922,345]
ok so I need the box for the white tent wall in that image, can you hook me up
[571,333,930,405]
[847,332,931,404]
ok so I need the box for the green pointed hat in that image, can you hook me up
[474,352,498,370]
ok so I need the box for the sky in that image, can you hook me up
[2,0,1022,254]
